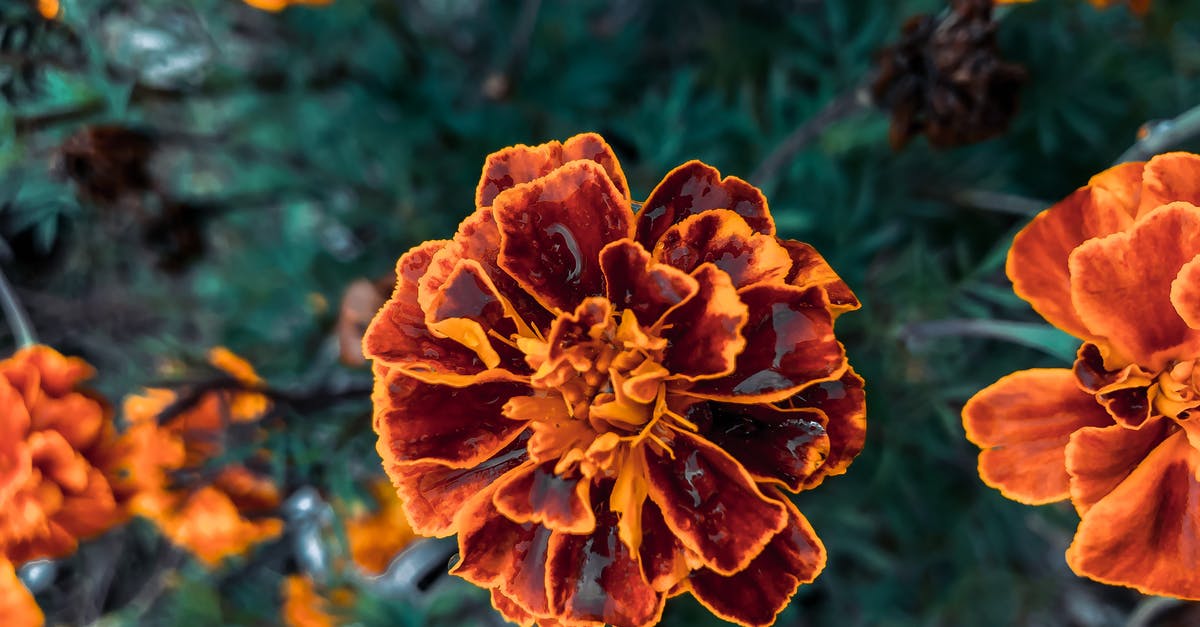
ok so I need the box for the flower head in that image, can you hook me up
[964,152,1200,598]
[110,348,281,567]
[364,133,865,627]
[0,346,123,565]
[242,0,332,11]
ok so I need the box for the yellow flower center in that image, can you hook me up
[1153,359,1200,420]
[502,298,695,481]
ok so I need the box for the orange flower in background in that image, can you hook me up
[964,152,1200,599]
[0,557,43,627]
[243,0,332,12]
[281,479,419,627]
[363,133,865,627]
[344,478,418,576]
[110,348,282,567]
[0,346,123,566]
[995,0,1151,14]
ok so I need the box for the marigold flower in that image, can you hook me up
[0,557,43,627]
[963,152,1200,599]
[345,478,418,576]
[243,0,332,12]
[996,0,1151,14]
[281,575,354,627]
[110,348,281,567]
[0,346,123,565]
[363,133,866,627]
[280,480,419,627]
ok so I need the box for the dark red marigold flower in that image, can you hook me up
[363,133,866,627]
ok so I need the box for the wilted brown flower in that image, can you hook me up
[873,0,1027,149]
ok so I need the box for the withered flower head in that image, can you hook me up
[873,0,1027,149]
[363,133,866,627]
[0,346,123,565]
[110,348,281,567]
[964,153,1200,599]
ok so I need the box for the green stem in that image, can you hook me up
[0,267,36,349]
[1115,102,1200,164]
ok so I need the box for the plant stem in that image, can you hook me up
[750,83,871,186]
[1115,102,1200,164]
[0,266,36,349]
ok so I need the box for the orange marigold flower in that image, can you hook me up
[964,152,1200,599]
[243,0,332,12]
[0,557,43,627]
[0,346,123,565]
[363,133,866,627]
[110,349,281,567]
[344,478,418,576]
[995,0,1150,13]
[281,575,356,627]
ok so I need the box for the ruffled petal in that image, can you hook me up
[635,161,772,251]
[452,491,553,616]
[704,402,830,492]
[962,369,1113,505]
[363,241,513,384]
[387,438,528,537]
[0,558,43,627]
[660,264,748,380]
[1066,431,1200,599]
[789,368,867,490]
[688,495,825,627]
[545,504,664,627]
[1172,253,1200,330]
[686,284,842,403]
[1006,166,1139,341]
[476,133,630,209]
[495,161,634,313]
[372,371,530,469]
[651,209,791,289]
[422,207,555,337]
[644,429,788,575]
[1136,152,1200,217]
[1065,418,1171,516]
[492,462,596,534]
[637,502,692,593]
[1072,343,1154,428]
[423,258,528,369]
[1068,202,1200,370]
[781,240,859,317]
[599,239,698,327]
[491,588,539,627]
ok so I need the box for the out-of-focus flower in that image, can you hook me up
[281,575,355,627]
[35,0,58,19]
[280,479,418,627]
[0,558,43,627]
[337,278,391,368]
[363,133,865,627]
[996,0,1151,14]
[109,348,281,567]
[873,0,1026,149]
[243,0,333,12]
[963,153,1200,599]
[0,346,123,565]
[344,479,418,576]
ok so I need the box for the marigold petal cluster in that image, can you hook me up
[0,557,43,627]
[0,346,123,566]
[964,152,1200,598]
[243,0,332,12]
[363,133,865,627]
[110,348,282,567]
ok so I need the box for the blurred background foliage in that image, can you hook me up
[3,0,1200,625]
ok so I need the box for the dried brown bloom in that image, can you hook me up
[872,0,1026,149]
